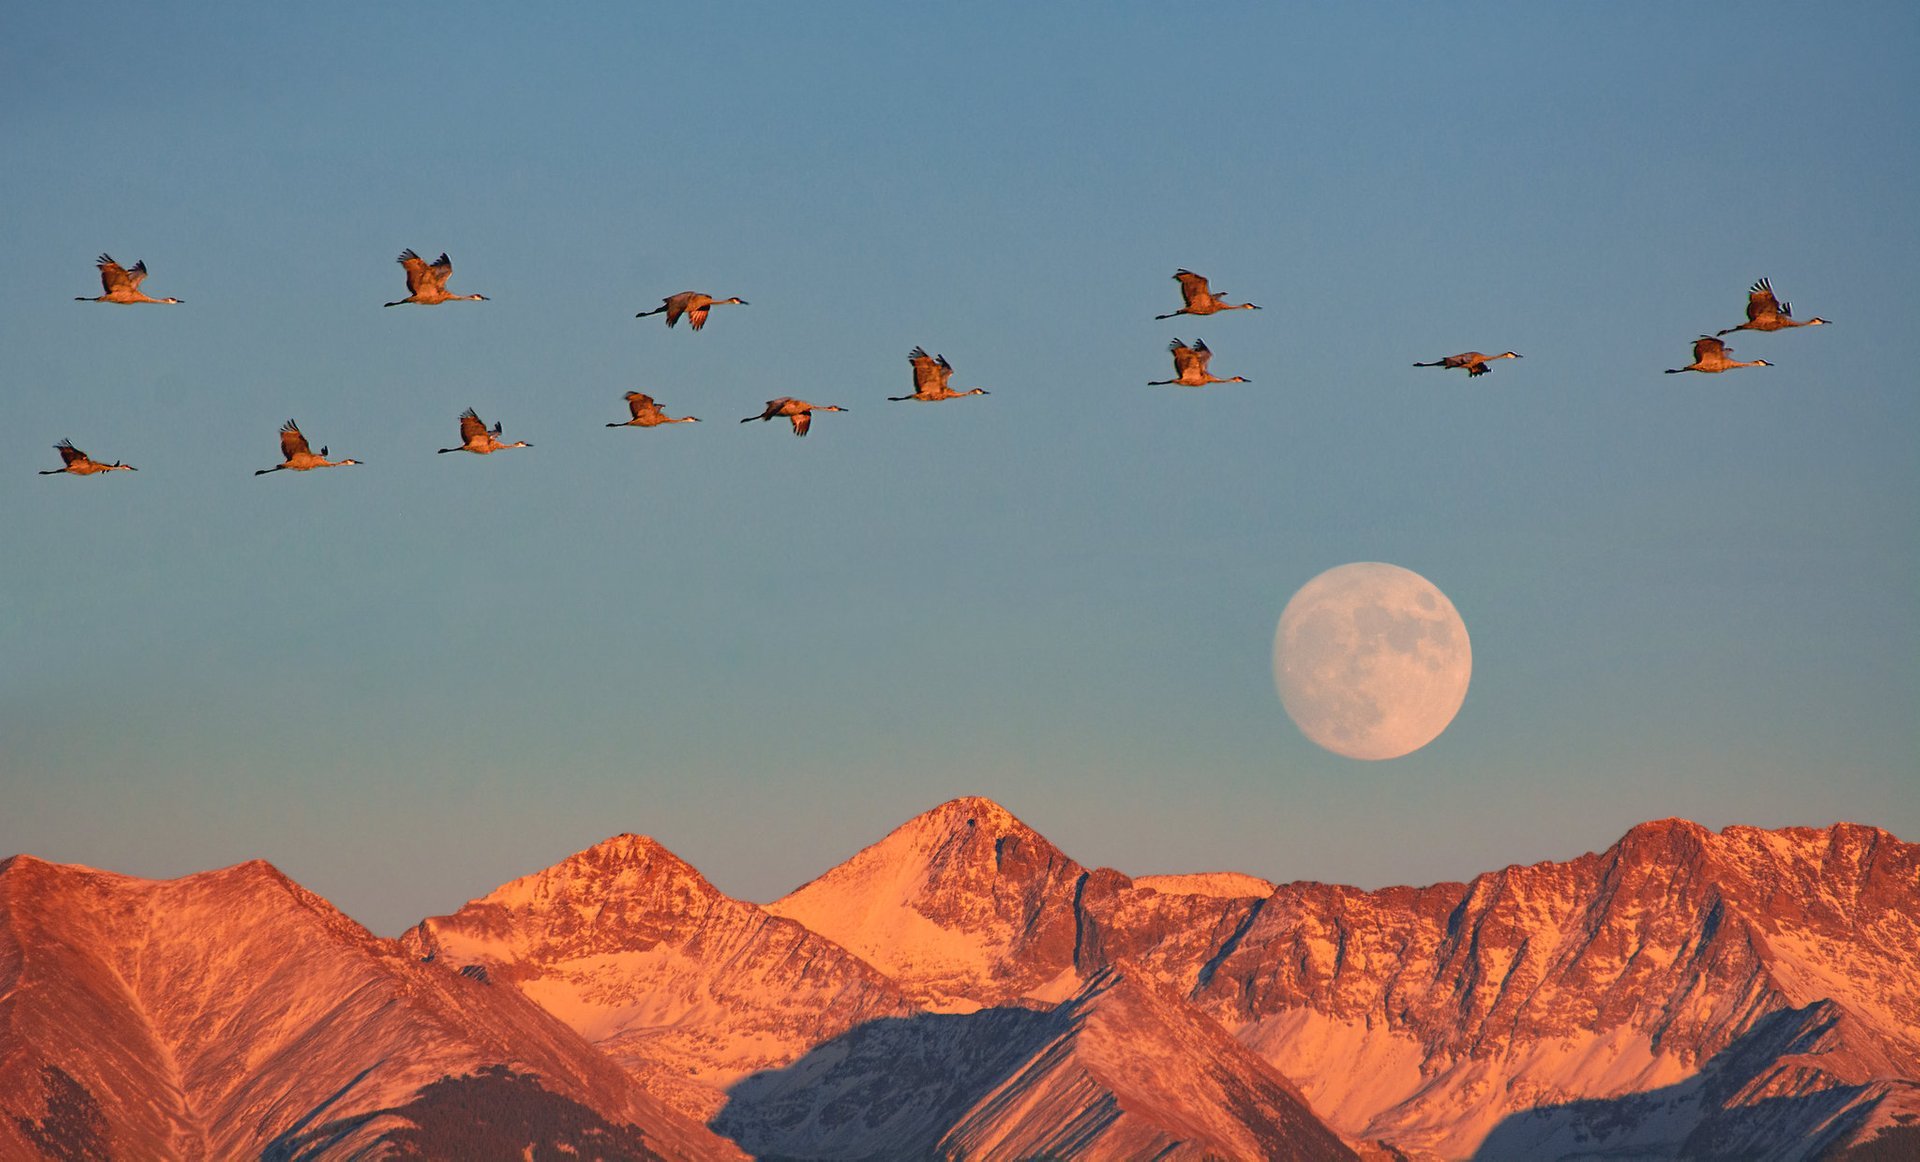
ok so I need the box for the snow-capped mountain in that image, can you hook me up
[1192,817,1920,1159]
[6,800,1916,1160]
[766,801,1920,1160]
[0,854,742,1161]
[764,795,1269,1011]
[401,833,916,1122]
[716,966,1359,1161]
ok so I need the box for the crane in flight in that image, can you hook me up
[75,255,182,304]
[635,291,748,331]
[39,440,136,475]
[1149,338,1249,386]
[385,250,488,306]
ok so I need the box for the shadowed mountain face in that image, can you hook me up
[716,968,1360,1162]
[5,801,1917,1160]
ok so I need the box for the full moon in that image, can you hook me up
[1273,562,1471,761]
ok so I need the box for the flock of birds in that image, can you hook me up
[43,254,1830,476]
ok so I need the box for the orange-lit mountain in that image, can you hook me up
[762,800,1920,1160]
[0,854,742,1160]
[399,833,917,1121]
[6,799,1917,1160]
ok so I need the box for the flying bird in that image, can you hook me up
[607,391,700,427]
[635,291,748,331]
[1716,278,1830,336]
[39,440,136,475]
[1149,338,1249,386]
[74,255,182,304]
[1665,335,1772,374]
[741,397,847,436]
[890,347,990,402]
[385,250,488,306]
[1155,270,1259,319]
[438,408,531,454]
[1412,351,1523,377]
[255,420,362,474]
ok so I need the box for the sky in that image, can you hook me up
[3,4,1915,936]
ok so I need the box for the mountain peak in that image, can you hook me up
[768,797,1098,1010]
[902,795,1029,837]
[481,833,717,913]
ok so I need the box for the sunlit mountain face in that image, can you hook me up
[6,799,1917,1160]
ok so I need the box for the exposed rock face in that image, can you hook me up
[765,795,1263,1010]
[761,801,1920,1159]
[0,854,743,1161]
[1192,819,1920,1157]
[401,833,916,1121]
[7,802,1916,1161]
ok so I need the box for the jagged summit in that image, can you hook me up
[766,796,1103,1010]
[405,830,915,1123]
[456,832,723,920]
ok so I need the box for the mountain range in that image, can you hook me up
[4,796,1916,1160]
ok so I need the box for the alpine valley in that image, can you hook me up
[4,797,1916,1160]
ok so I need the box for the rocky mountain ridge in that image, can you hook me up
[6,799,1916,1160]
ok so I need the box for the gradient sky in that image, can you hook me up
[4,4,1915,936]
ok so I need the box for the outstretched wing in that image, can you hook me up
[1173,269,1212,308]
[791,411,812,437]
[96,255,139,294]
[278,420,312,459]
[55,439,86,466]
[1190,338,1214,371]
[1168,339,1200,377]
[458,408,486,445]
[1746,278,1783,323]
[1693,335,1728,362]
[428,253,454,290]
[934,353,955,390]
[397,249,433,294]
[908,346,942,392]
[625,391,658,419]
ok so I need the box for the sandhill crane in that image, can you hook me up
[890,347,990,402]
[1716,278,1830,336]
[1149,338,1249,386]
[438,408,531,454]
[1412,351,1523,377]
[384,250,488,306]
[1666,335,1771,374]
[1155,270,1259,320]
[635,291,748,331]
[74,255,182,304]
[255,420,362,474]
[741,397,847,436]
[607,391,700,427]
[39,440,136,475]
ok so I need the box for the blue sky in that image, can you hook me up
[4,4,1914,935]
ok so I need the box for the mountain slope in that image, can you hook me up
[715,966,1361,1161]
[1195,819,1920,1158]
[0,854,741,1161]
[763,801,1920,1159]
[765,796,1262,1010]
[402,833,916,1121]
